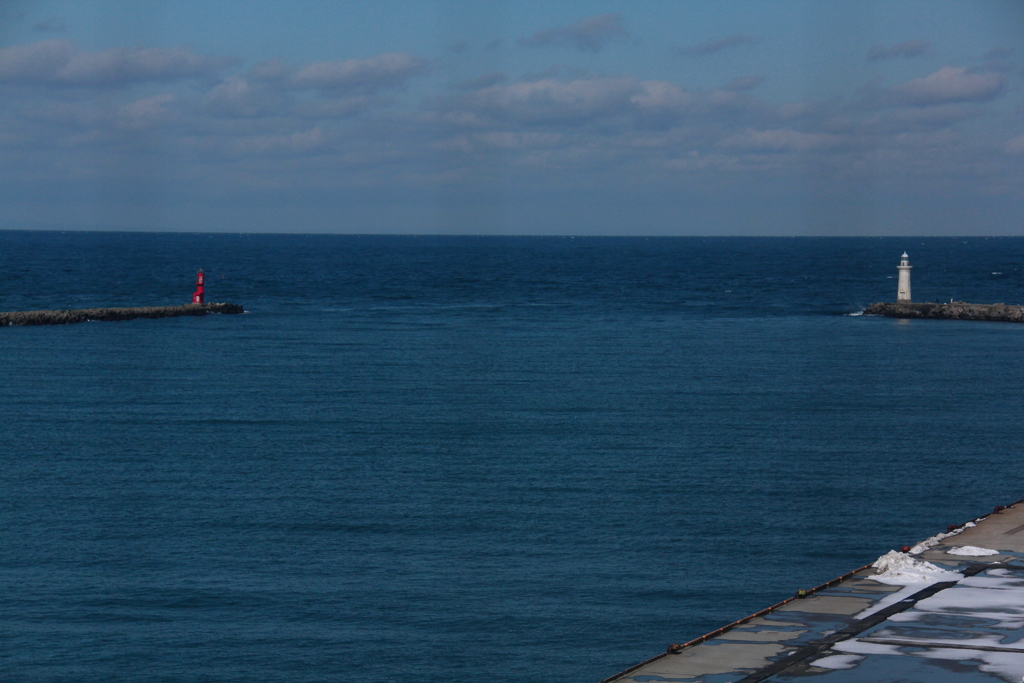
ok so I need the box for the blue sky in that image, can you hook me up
[1,1,1022,234]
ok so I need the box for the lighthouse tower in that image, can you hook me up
[897,253,912,302]
[192,270,205,304]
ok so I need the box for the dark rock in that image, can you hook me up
[0,303,244,327]
[863,302,1024,323]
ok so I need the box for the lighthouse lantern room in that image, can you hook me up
[192,270,205,304]
[897,253,912,302]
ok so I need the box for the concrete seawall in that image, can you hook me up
[601,498,1024,682]
[0,303,244,326]
[864,301,1024,322]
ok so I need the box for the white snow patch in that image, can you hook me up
[916,648,1024,681]
[812,653,863,669]
[885,611,922,622]
[947,545,1000,556]
[959,575,1024,590]
[870,633,1024,650]
[853,583,923,620]
[833,634,1024,681]
[908,522,975,555]
[913,584,1024,629]
[869,550,964,585]
[873,570,1024,629]
[833,638,904,656]
[958,573,1024,589]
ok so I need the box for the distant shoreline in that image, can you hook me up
[0,303,244,327]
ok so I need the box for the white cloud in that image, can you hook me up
[719,128,850,152]
[117,94,175,130]
[866,41,929,61]
[0,40,73,81]
[723,75,767,92]
[631,81,696,112]
[203,77,290,118]
[890,104,984,125]
[776,100,820,119]
[232,127,327,156]
[287,53,427,92]
[248,58,291,82]
[887,67,1005,106]
[32,17,66,33]
[1005,135,1024,155]
[294,97,374,119]
[1,35,1019,219]
[518,14,628,53]
[431,131,563,153]
[890,129,961,148]
[677,34,759,57]
[0,39,235,86]
[455,72,506,91]
[455,77,638,123]
[474,131,562,148]
[665,152,740,172]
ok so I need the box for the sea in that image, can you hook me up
[1,231,1023,683]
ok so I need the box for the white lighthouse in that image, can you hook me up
[897,252,912,301]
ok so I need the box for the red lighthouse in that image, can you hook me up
[192,270,205,304]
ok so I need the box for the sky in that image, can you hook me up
[0,0,1022,235]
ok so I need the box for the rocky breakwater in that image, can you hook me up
[864,301,1024,323]
[0,303,244,327]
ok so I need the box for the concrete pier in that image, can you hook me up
[600,499,1024,682]
[0,303,244,326]
[864,301,1024,323]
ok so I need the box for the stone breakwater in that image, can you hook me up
[0,303,244,327]
[864,301,1024,323]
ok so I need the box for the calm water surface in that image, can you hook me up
[1,233,1023,682]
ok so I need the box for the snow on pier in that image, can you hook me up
[600,500,1024,682]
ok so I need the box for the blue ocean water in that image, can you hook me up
[1,232,1023,683]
